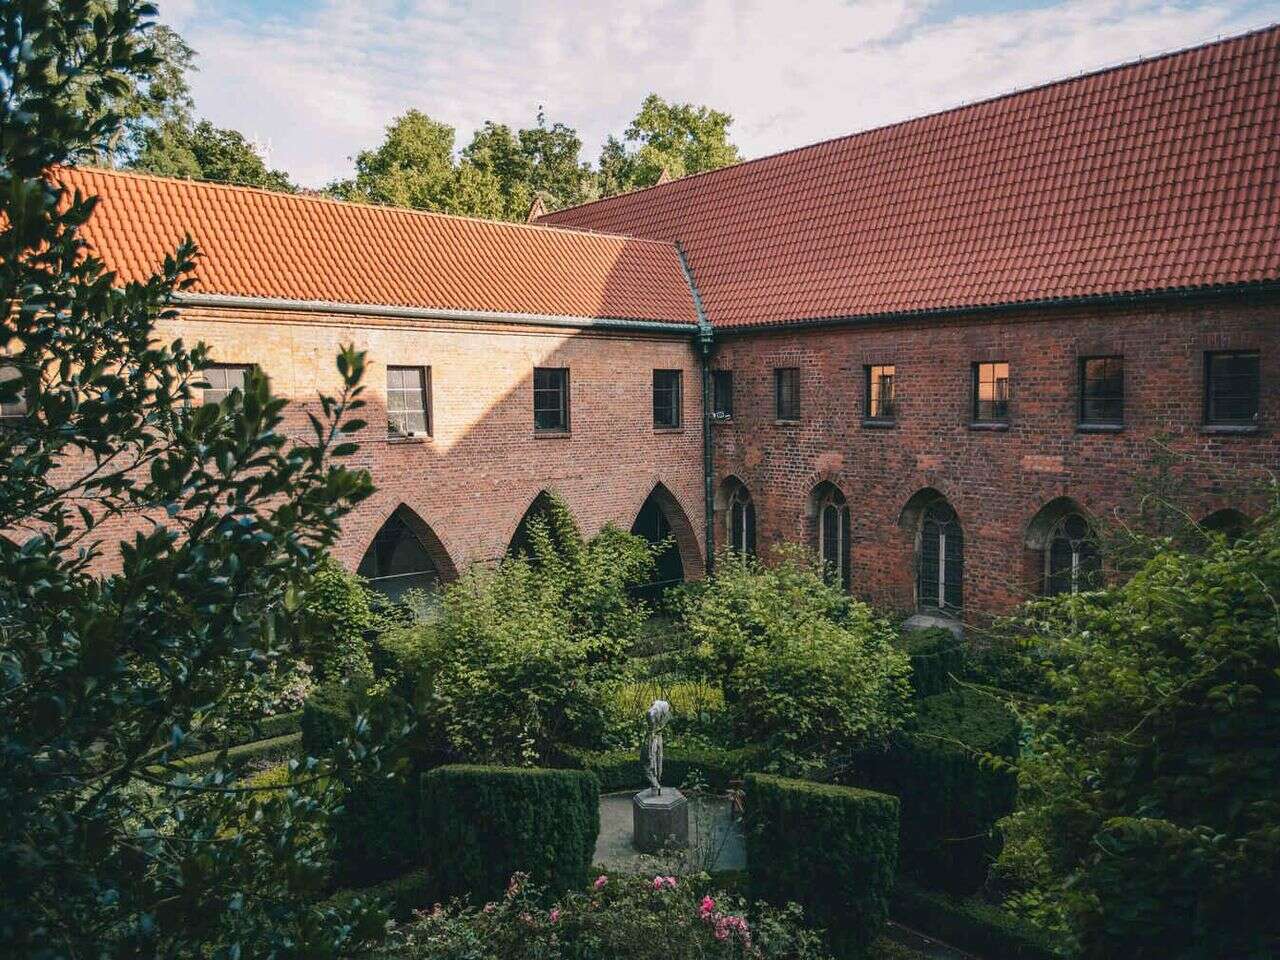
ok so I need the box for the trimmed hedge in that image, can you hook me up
[301,680,356,756]
[556,744,764,792]
[333,769,420,886]
[857,688,1018,894]
[168,732,302,776]
[892,880,1060,960]
[745,773,899,960]
[421,765,599,903]
[323,867,433,922]
[895,628,964,698]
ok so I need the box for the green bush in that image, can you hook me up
[333,769,421,886]
[167,732,302,777]
[856,688,1019,894]
[891,880,1059,960]
[745,773,899,959]
[301,680,358,756]
[894,628,964,698]
[323,867,433,923]
[681,552,913,775]
[421,765,600,903]
[300,556,376,680]
[557,744,765,792]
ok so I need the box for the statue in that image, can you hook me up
[642,699,671,795]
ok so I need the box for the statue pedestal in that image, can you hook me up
[633,788,689,853]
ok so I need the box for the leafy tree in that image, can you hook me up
[995,490,1280,958]
[0,2,389,955]
[463,108,594,215]
[133,118,295,191]
[598,94,741,196]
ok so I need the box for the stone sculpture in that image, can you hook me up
[642,699,671,795]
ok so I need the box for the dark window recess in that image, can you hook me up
[533,367,569,431]
[630,493,684,604]
[972,361,1010,423]
[357,508,440,602]
[0,364,27,420]
[918,500,963,611]
[1079,356,1124,424]
[866,364,896,420]
[1205,351,1260,424]
[712,370,734,418]
[387,365,430,435]
[775,367,800,420]
[818,490,852,590]
[653,369,682,428]
[200,364,253,405]
[1045,513,1102,596]
[728,485,757,556]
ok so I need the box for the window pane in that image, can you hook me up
[868,364,896,419]
[775,368,800,420]
[0,364,26,418]
[974,362,1010,422]
[1080,356,1124,423]
[533,367,568,431]
[653,370,681,428]
[712,370,733,418]
[919,501,962,611]
[387,366,429,435]
[201,364,251,405]
[1206,351,1260,424]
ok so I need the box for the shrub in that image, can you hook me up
[995,496,1280,958]
[894,628,964,698]
[891,879,1060,960]
[333,768,421,886]
[556,743,766,792]
[167,732,303,777]
[323,867,433,923]
[375,871,833,960]
[745,773,899,959]
[856,688,1019,894]
[421,765,600,903]
[301,680,358,756]
[681,552,913,774]
[599,676,729,749]
[300,556,376,680]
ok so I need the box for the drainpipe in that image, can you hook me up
[676,242,716,577]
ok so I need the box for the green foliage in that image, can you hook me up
[681,552,913,774]
[300,555,375,680]
[996,491,1280,958]
[745,774,900,959]
[894,627,964,698]
[377,871,832,960]
[891,879,1061,960]
[599,675,728,748]
[170,731,303,777]
[324,867,433,922]
[462,107,595,215]
[0,5,384,954]
[856,688,1020,893]
[133,117,296,190]
[334,766,422,886]
[597,94,742,195]
[421,766,600,903]
[556,743,765,792]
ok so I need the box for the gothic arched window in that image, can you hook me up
[918,500,963,611]
[816,487,851,590]
[357,507,441,601]
[727,483,756,557]
[1045,513,1101,596]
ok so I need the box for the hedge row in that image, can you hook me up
[422,765,600,903]
[745,773,899,960]
[167,732,302,777]
[323,867,433,922]
[856,687,1018,894]
[892,880,1060,960]
[556,743,765,792]
[894,628,965,698]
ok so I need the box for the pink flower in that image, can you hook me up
[652,876,664,890]
[594,875,608,890]
[699,895,716,918]
[549,908,560,924]
[651,875,677,890]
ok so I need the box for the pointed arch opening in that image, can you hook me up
[507,490,579,559]
[901,489,963,613]
[1026,498,1101,596]
[808,481,851,590]
[629,483,703,602]
[357,504,456,601]
[718,476,756,558]
[1199,508,1253,543]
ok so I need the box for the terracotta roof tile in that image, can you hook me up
[54,166,697,324]
[542,26,1280,328]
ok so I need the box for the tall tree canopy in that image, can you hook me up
[597,93,741,196]
[133,118,295,191]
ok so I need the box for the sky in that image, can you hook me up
[159,0,1280,188]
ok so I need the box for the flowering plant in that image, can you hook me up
[379,871,831,959]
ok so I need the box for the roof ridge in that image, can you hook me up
[542,20,1280,220]
[63,164,677,249]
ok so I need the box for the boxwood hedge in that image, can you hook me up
[894,628,964,698]
[556,743,764,792]
[892,879,1060,959]
[745,773,899,960]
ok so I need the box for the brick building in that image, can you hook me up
[50,25,1280,621]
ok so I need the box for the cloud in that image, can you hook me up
[163,0,1275,187]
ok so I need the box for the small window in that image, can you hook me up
[386,365,430,436]
[1045,513,1102,596]
[866,364,896,421]
[533,367,569,432]
[816,488,851,590]
[712,370,734,419]
[1204,351,1260,425]
[775,367,800,421]
[727,483,756,556]
[972,361,1010,423]
[653,369,682,428]
[200,364,254,405]
[0,364,27,421]
[1079,356,1124,424]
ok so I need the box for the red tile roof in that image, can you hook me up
[541,26,1280,329]
[55,167,698,324]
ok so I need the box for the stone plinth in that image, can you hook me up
[632,788,689,853]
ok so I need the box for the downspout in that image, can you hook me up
[676,242,716,576]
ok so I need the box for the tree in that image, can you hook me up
[995,492,1280,957]
[598,94,741,196]
[463,108,594,215]
[0,2,389,955]
[134,118,295,191]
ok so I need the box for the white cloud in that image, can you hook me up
[162,0,1275,187]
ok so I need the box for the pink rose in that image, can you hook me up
[699,895,716,918]
[549,908,560,924]
[594,875,608,890]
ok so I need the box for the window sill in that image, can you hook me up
[861,418,897,430]
[1200,423,1259,435]
[533,429,572,439]
[1077,422,1124,433]
[774,418,801,426]
[653,426,684,434]
[968,421,1010,432]
[386,434,429,444]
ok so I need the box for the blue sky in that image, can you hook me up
[160,0,1280,187]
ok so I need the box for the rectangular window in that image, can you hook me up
[200,364,253,405]
[0,363,27,421]
[533,366,569,432]
[712,369,734,419]
[386,365,430,436]
[653,369,682,428]
[1079,356,1124,424]
[775,367,800,421]
[972,361,1011,423]
[1204,350,1260,425]
[865,364,896,420]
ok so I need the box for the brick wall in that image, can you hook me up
[708,292,1279,618]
